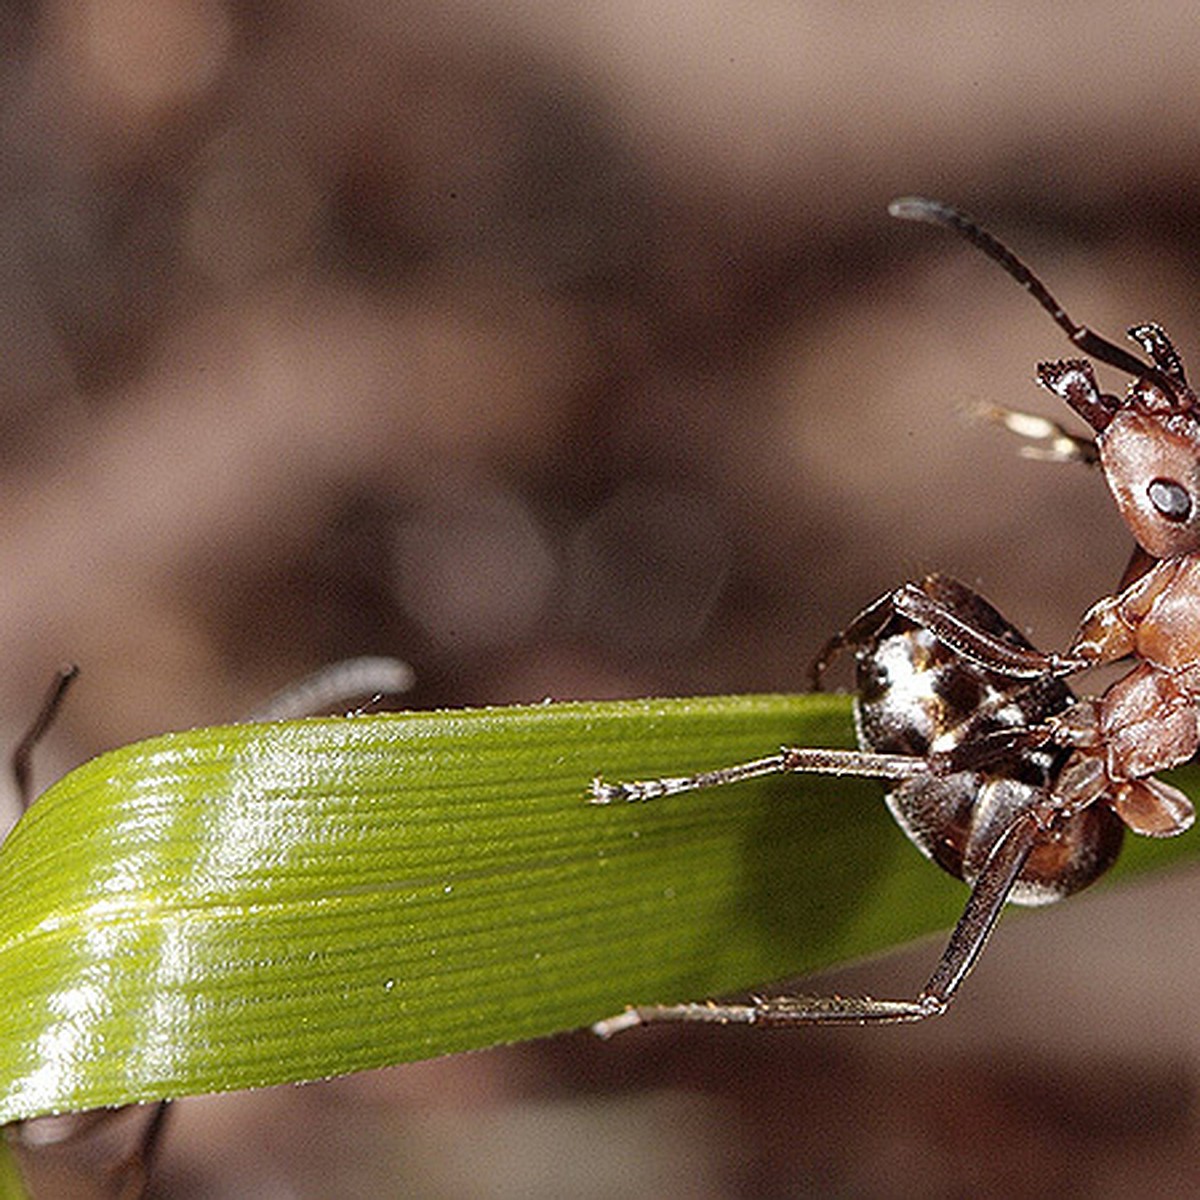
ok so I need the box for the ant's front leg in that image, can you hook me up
[593,806,1042,1034]
[976,402,1099,466]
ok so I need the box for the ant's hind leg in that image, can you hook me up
[593,808,1041,1035]
[810,575,1092,691]
[892,583,1091,679]
[808,590,907,690]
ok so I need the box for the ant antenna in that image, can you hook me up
[888,197,1180,398]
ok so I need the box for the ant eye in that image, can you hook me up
[1148,477,1192,522]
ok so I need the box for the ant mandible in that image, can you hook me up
[589,198,1198,1031]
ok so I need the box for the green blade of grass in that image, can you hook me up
[0,692,1194,1121]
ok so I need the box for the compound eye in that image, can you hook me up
[1148,477,1193,523]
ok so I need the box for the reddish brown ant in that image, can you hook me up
[877,198,1200,840]
[589,198,1199,1031]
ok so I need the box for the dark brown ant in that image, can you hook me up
[589,199,1199,1031]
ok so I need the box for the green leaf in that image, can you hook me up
[0,693,1194,1121]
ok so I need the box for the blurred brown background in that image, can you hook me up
[7,1,1200,1196]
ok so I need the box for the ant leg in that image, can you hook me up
[973,402,1099,466]
[892,583,1092,678]
[11,665,79,811]
[808,592,898,691]
[811,578,1093,691]
[590,745,927,805]
[593,808,1040,1034]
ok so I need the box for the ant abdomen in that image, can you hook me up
[854,575,1125,906]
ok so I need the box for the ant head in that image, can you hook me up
[891,198,1200,558]
[1039,326,1200,558]
[1101,412,1200,556]
[1099,395,1200,559]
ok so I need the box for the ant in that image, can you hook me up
[589,198,1199,1032]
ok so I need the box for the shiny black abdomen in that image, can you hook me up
[854,575,1124,905]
